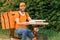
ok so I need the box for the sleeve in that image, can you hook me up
[26,12,31,20]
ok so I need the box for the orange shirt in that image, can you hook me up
[14,11,30,29]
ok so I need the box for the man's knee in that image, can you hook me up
[23,29,28,33]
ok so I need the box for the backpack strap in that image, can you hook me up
[25,12,29,21]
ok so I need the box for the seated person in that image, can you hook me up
[15,2,34,40]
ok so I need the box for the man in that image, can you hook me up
[15,2,34,40]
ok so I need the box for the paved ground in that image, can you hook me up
[0,34,10,40]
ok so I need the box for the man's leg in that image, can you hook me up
[16,28,28,40]
[27,29,34,40]
[22,30,27,40]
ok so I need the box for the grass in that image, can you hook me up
[48,32,60,40]
[0,28,60,40]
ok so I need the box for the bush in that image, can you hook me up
[0,0,60,32]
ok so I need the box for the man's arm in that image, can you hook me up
[26,13,32,21]
[15,18,20,25]
[28,17,32,21]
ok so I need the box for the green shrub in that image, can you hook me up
[0,0,60,32]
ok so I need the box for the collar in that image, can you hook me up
[19,11,25,16]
